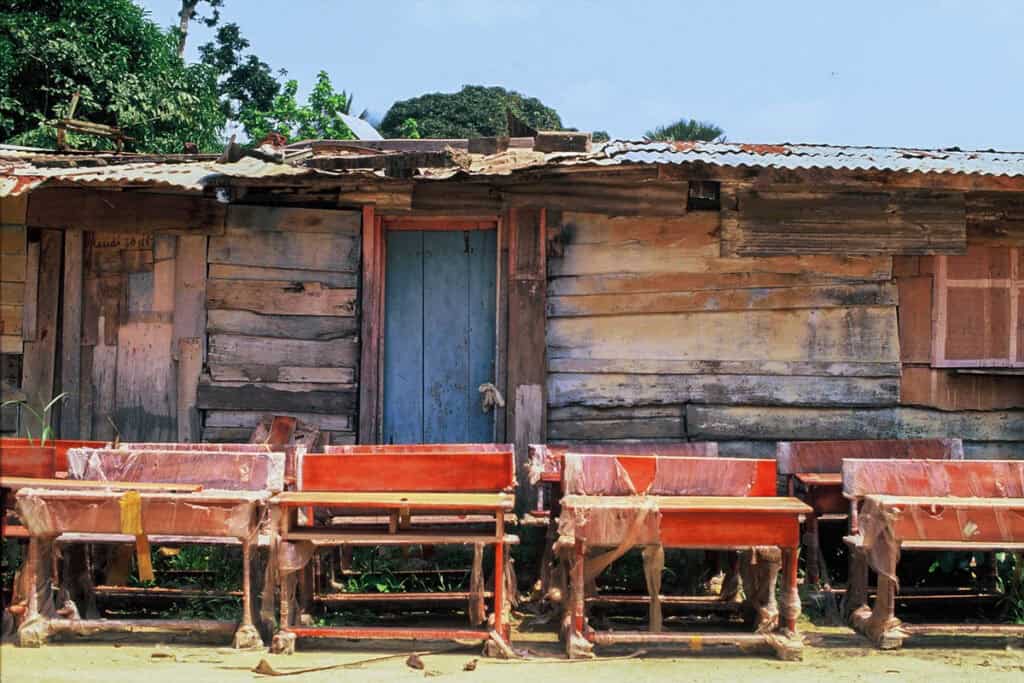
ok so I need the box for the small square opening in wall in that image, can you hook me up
[687,181,721,211]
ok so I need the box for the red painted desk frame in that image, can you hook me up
[558,455,810,660]
[842,459,1024,648]
[776,439,964,585]
[271,448,516,654]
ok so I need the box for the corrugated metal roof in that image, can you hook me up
[0,157,364,196]
[566,141,1024,177]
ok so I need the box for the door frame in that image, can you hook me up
[358,210,505,444]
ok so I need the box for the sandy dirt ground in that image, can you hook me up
[2,622,1023,683]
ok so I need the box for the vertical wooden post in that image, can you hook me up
[59,230,83,438]
[506,207,547,511]
[358,205,383,444]
[173,234,206,442]
[20,230,62,437]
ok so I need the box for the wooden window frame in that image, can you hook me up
[357,212,504,444]
[931,248,1022,368]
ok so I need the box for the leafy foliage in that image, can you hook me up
[380,85,562,139]
[198,22,279,122]
[0,0,225,152]
[239,71,355,143]
[1,392,68,446]
[644,117,724,142]
[592,130,611,143]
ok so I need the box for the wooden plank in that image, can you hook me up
[963,441,1024,460]
[966,192,1024,245]
[551,213,716,247]
[197,378,356,413]
[382,230,424,443]
[204,410,351,431]
[358,207,382,443]
[548,416,683,441]
[548,283,898,317]
[206,278,356,317]
[548,307,899,363]
[502,180,691,216]
[548,405,685,422]
[0,225,26,283]
[21,241,38,341]
[546,358,901,377]
[0,195,28,228]
[227,205,360,234]
[208,363,355,384]
[687,405,900,441]
[176,337,202,442]
[897,407,1024,441]
[59,230,83,438]
[172,235,207,357]
[901,366,1024,411]
[206,309,358,341]
[688,405,1024,442]
[897,276,933,362]
[726,189,966,256]
[208,227,358,272]
[20,230,62,429]
[0,304,22,337]
[0,282,24,306]
[508,208,548,506]
[79,345,93,438]
[90,317,117,441]
[26,188,226,234]
[114,321,176,442]
[548,373,899,408]
[208,263,357,288]
[208,334,358,369]
[0,335,22,354]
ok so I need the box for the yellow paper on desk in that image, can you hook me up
[119,490,154,581]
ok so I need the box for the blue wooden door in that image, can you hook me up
[383,229,497,443]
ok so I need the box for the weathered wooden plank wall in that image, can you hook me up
[0,195,28,434]
[545,206,1024,459]
[199,206,360,445]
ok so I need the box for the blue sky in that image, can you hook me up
[139,1,1024,149]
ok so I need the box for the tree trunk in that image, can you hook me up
[177,1,199,59]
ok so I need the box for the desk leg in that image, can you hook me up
[234,538,262,649]
[780,547,800,633]
[805,514,820,586]
[768,546,804,661]
[564,540,594,659]
[17,536,54,647]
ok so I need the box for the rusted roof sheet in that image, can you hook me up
[564,141,1024,178]
[0,157,360,196]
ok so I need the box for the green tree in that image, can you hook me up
[380,85,562,139]
[0,0,224,152]
[644,117,724,142]
[176,0,223,58]
[198,22,280,122]
[239,71,355,143]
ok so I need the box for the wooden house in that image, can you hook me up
[1,138,1022,503]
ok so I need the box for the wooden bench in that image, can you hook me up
[842,459,1024,649]
[268,445,517,655]
[557,453,810,660]
[12,446,285,649]
[776,439,963,585]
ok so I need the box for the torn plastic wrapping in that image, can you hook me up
[562,454,762,496]
[776,439,963,475]
[648,457,760,496]
[857,496,906,585]
[116,443,305,488]
[563,453,637,495]
[67,448,286,493]
[843,459,1024,499]
[857,493,1024,585]
[558,496,661,548]
[526,445,554,486]
[261,538,316,627]
[14,488,266,541]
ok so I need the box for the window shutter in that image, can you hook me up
[932,246,1022,368]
